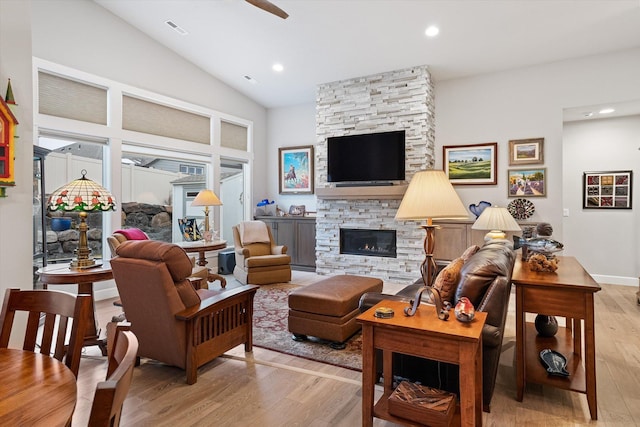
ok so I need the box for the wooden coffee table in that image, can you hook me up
[512,256,601,420]
[358,300,486,427]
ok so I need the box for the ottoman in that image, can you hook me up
[288,275,383,349]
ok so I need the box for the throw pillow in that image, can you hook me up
[432,257,465,304]
[461,245,480,262]
[114,228,148,241]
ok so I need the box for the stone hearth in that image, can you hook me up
[315,65,435,282]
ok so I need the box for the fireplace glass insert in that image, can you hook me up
[340,228,397,258]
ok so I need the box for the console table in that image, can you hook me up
[358,300,486,427]
[512,256,601,420]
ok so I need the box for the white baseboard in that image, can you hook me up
[94,286,119,301]
[591,274,638,287]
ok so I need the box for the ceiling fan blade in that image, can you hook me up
[245,0,289,19]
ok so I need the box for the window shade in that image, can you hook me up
[38,72,107,125]
[221,121,248,151]
[122,95,210,144]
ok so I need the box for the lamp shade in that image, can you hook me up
[47,170,116,212]
[471,206,521,232]
[472,205,521,241]
[191,189,222,207]
[46,169,115,269]
[395,170,468,221]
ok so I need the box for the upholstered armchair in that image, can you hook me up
[110,240,258,384]
[107,228,212,288]
[232,221,292,285]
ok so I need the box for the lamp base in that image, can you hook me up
[70,211,96,269]
[484,230,506,242]
[70,257,96,269]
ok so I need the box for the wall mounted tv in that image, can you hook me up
[327,130,406,185]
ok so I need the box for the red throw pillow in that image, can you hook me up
[115,228,148,241]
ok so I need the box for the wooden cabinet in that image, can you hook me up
[256,216,316,271]
[433,219,535,260]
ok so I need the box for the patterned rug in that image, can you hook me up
[252,283,363,371]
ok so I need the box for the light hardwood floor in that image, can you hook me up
[72,272,640,426]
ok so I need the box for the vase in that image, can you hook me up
[534,314,558,337]
[50,217,72,232]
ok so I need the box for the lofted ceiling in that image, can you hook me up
[93,0,640,110]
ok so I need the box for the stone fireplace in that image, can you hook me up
[340,228,397,258]
[314,65,435,282]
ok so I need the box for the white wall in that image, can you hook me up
[266,103,318,213]
[0,0,34,346]
[563,115,640,284]
[267,48,640,282]
[435,48,640,282]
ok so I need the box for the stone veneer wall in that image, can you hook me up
[315,65,435,282]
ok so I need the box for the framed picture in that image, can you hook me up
[508,168,547,197]
[583,170,632,209]
[279,145,314,194]
[508,138,544,165]
[288,205,306,216]
[443,142,497,185]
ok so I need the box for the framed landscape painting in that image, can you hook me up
[583,170,632,209]
[508,138,544,165]
[443,142,497,185]
[278,145,314,194]
[508,168,546,197]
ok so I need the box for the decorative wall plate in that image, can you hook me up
[507,198,535,220]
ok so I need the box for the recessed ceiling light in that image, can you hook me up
[599,108,615,114]
[244,75,258,84]
[165,20,188,36]
[425,26,439,37]
[583,112,594,118]
[272,63,284,72]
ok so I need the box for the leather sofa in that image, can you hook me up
[359,240,516,412]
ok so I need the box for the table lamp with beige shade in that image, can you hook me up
[47,169,116,269]
[471,205,521,242]
[395,170,469,319]
[191,189,222,241]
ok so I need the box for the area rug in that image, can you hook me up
[252,283,363,371]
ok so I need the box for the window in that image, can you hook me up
[180,164,204,175]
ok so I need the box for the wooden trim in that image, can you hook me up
[316,185,408,200]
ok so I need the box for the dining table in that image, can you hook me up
[0,348,77,426]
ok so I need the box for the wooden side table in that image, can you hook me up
[176,240,226,267]
[512,256,601,420]
[357,300,486,427]
[37,262,113,355]
[176,240,228,288]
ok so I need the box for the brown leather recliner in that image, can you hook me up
[232,221,292,285]
[111,240,258,384]
[107,228,211,288]
[359,240,516,412]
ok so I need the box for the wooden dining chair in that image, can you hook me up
[0,288,91,378]
[88,324,139,427]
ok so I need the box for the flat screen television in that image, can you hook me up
[327,130,405,184]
